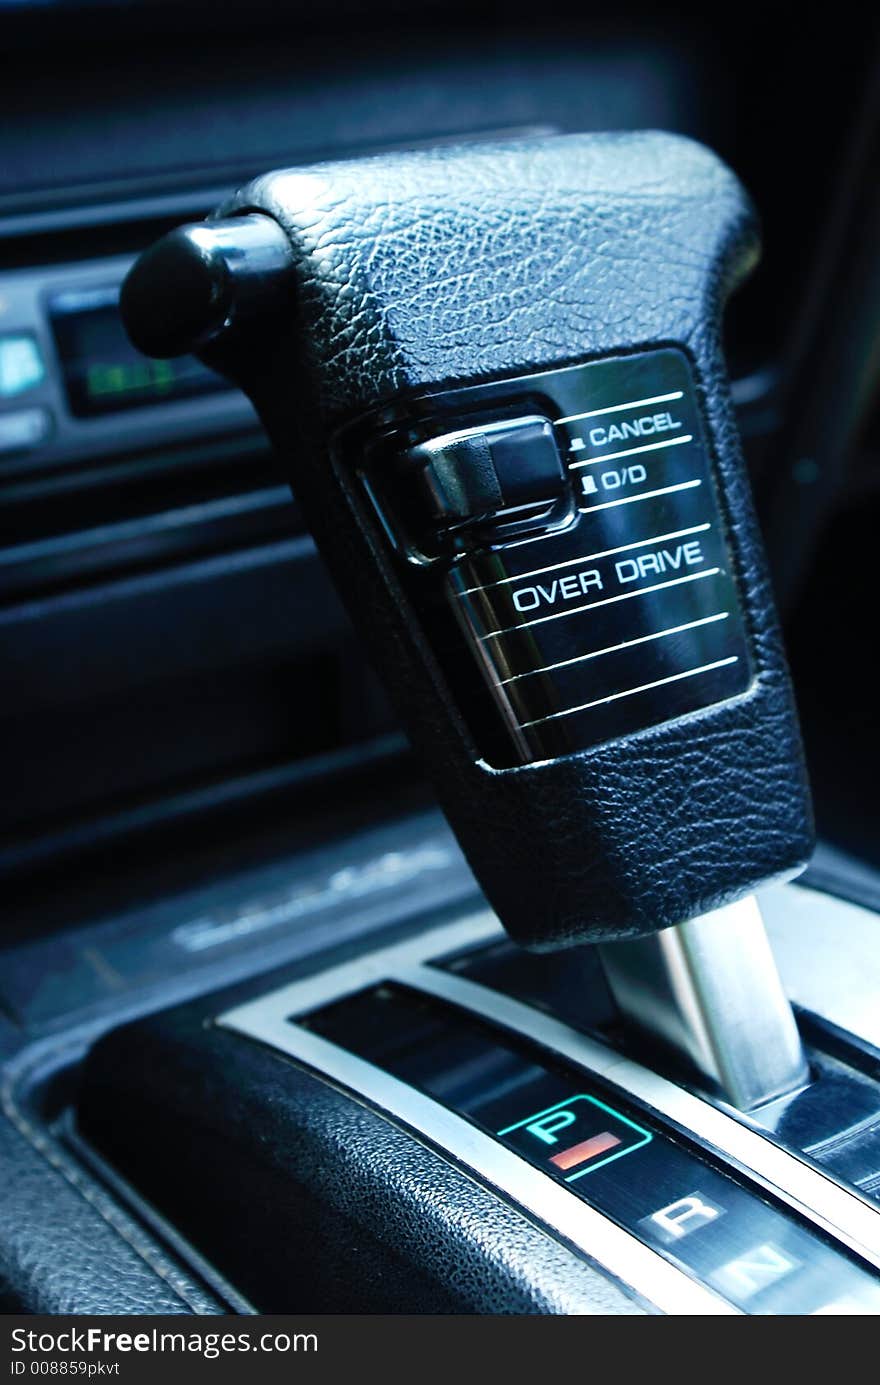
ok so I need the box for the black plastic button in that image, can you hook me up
[405,415,566,531]
[121,214,295,358]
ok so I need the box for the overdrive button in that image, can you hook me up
[397,415,572,553]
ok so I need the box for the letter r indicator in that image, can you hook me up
[642,1191,725,1244]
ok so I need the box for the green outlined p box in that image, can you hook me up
[497,1093,652,1181]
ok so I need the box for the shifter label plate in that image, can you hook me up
[219,915,880,1317]
[285,979,880,1316]
[448,349,752,761]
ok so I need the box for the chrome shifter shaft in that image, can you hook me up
[599,896,809,1111]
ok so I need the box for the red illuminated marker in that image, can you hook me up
[550,1131,621,1171]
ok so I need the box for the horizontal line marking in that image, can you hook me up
[499,612,729,684]
[579,478,702,514]
[481,566,720,639]
[550,1133,621,1170]
[556,390,684,425]
[521,657,740,728]
[457,524,711,596]
[569,433,693,469]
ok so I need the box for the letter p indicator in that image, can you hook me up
[524,1107,579,1146]
[497,1093,652,1178]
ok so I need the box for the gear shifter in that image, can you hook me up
[121,133,814,1110]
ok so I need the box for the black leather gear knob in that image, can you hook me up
[121,131,814,948]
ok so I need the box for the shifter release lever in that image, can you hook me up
[121,133,813,966]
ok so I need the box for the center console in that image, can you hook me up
[74,875,880,1315]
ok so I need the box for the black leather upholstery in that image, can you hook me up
[0,1043,224,1315]
[197,131,813,948]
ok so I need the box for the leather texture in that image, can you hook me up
[0,1041,225,1315]
[77,979,643,1315]
[201,131,814,946]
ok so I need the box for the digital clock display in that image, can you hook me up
[48,284,228,417]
